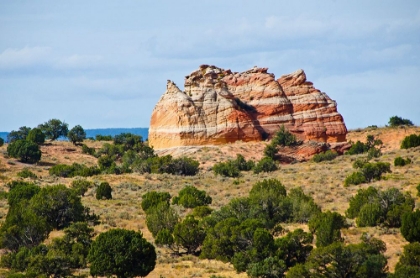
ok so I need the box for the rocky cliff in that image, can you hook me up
[149,65,347,150]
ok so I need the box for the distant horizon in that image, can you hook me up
[0,127,149,142]
[0,126,149,133]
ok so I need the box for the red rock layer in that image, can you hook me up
[149,65,347,150]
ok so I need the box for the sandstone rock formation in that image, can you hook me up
[149,65,347,150]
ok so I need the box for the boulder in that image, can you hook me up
[149,65,347,150]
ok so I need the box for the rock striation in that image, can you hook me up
[149,65,347,150]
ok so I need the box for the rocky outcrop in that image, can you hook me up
[149,65,347,150]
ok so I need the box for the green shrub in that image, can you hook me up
[346,141,368,155]
[16,168,37,179]
[192,206,213,218]
[88,229,156,278]
[71,179,92,196]
[37,119,69,141]
[212,155,254,177]
[417,184,420,197]
[400,210,420,242]
[312,150,338,162]
[95,134,113,141]
[346,135,383,157]
[113,133,143,151]
[271,125,298,147]
[96,182,112,200]
[26,128,45,145]
[141,191,171,213]
[356,203,382,227]
[359,161,391,182]
[288,187,321,223]
[7,126,31,143]
[344,171,366,186]
[213,160,241,177]
[345,160,391,186]
[173,215,206,254]
[263,126,298,160]
[139,155,198,176]
[172,185,212,208]
[67,125,86,145]
[253,157,278,174]
[49,163,100,177]
[81,144,95,155]
[394,242,420,277]
[232,154,254,171]
[389,115,414,127]
[263,144,278,159]
[346,186,414,228]
[145,202,179,237]
[308,211,346,247]
[401,134,420,149]
[367,147,381,159]
[167,156,199,176]
[394,156,411,166]
[7,140,41,164]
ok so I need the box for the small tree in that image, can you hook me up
[38,119,69,141]
[146,202,179,238]
[357,203,382,227]
[394,242,420,276]
[401,210,420,243]
[71,179,92,196]
[95,182,112,200]
[30,184,86,230]
[173,215,206,254]
[49,221,95,269]
[308,211,345,247]
[167,156,200,175]
[394,156,411,166]
[401,134,420,149]
[67,125,86,145]
[263,144,278,159]
[0,137,4,147]
[213,160,241,177]
[141,191,171,213]
[275,229,313,268]
[26,128,45,145]
[389,115,414,127]
[302,240,388,277]
[88,229,156,278]
[113,133,143,151]
[271,125,298,147]
[312,150,338,163]
[7,126,31,143]
[253,157,278,174]
[172,185,212,208]
[17,168,37,179]
[7,140,41,163]
[233,154,254,171]
[249,179,290,227]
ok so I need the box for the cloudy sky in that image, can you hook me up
[1,0,419,131]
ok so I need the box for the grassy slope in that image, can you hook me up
[0,126,419,277]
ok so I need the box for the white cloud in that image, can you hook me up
[0,46,51,69]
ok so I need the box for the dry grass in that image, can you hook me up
[0,126,419,275]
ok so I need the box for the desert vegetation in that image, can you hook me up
[0,123,419,277]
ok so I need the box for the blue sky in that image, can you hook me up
[1,0,419,131]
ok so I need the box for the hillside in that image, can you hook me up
[0,126,419,277]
